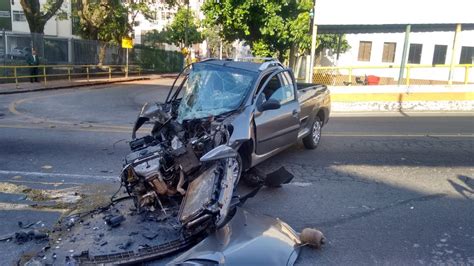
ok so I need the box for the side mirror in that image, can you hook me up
[258,98,281,112]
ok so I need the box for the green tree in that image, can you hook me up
[20,0,65,34]
[75,0,154,64]
[143,30,170,48]
[202,25,233,58]
[164,7,202,48]
[202,0,349,65]
[143,7,202,50]
[20,0,66,54]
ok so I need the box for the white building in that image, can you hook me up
[1,0,74,61]
[132,0,206,55]
[319,31,474,83]
[313,0,474,83]
[132,2,178,46]
[9,0,73,37]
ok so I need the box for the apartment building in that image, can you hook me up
[132,0,207,55]
[1,0,73,36]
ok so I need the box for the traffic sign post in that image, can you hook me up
[122,37,133,78]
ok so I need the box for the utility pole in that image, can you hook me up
[448,24,461,85]
[219,39,222,59]
[185,0,189,48]
[307,0,318,83]
[398,25,411,86]
[2,29,5,75]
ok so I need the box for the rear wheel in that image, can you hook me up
[303,116,322,149]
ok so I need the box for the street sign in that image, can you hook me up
[122,37,133,49]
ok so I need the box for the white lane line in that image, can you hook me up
[325,133,474,137]
[0,170,118,181]
[0,202,67,212]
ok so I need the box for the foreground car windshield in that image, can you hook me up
[177,64,256,122]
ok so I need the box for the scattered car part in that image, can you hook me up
[264,167,295,187]
[24,59,328,265]
[169,208,302,266]
[104,214,125,227]
[300,228,326,249]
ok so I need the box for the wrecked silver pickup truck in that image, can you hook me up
[125,59,330,230]
[26,59,329,265]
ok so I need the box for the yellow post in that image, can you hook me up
[43,66,47,85]
[86,67,90,81]
[465,66,470,85]
[108,66,112,81]
[348,67,352,83]
[448,24,462,85]
[405,65,410,86]
[68,67,71,82]
[14,67,18,88]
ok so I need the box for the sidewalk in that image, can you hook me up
[0,74,175,95]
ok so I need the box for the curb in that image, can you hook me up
[331,111,474,117]
[0,74,173,95]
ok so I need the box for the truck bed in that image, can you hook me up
[296,83,330,133]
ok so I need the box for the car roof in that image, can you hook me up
[196,59,283,73]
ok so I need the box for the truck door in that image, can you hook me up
[254,70,300,155]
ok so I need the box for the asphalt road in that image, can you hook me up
[0,79,473,265]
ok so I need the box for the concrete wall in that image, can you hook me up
[330,85,474,112]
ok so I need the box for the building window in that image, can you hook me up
[358,41,372,62]
[13,11,26,22]
[408,43,423,64]
[459,46,474,64]
[382,42,396,63]
[432,45,447,65]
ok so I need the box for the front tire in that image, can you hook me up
[303,116,322,149]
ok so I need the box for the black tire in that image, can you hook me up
[303,116,322,149]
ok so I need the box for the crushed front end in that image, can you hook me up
[122,101,241,236]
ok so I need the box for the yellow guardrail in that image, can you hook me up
[0,64,142,88]
[313,64,474,86]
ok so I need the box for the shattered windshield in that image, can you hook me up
[177,64,256,122]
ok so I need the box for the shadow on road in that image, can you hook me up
[448,175,474,199]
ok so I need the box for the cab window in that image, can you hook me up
[260,72,295,105]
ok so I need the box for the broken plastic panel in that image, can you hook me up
[179,164,219,225]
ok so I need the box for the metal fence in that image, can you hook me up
[1,31,183,74]
[313,64,474,86]
[0,64,142,87]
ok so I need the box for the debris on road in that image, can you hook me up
[104,214,125,227]
[14,229,49,244]
[300,228,326,249]
[20,60,329,264]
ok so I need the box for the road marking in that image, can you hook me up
[0,123,132,134]
[0,122,151,134]
[0,170,118,181]
[325,132,474,137]
[1,123,472,137]
[7,180,83,186]
[0,202,67,212]
[8,89,136,129]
